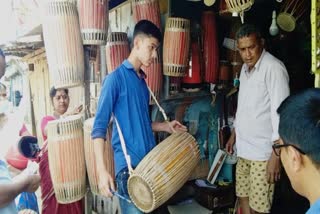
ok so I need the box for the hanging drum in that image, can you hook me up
[163,17,190,77]
[83,117,114,195]
[202,11,219,84]
[42,0,84,89]
[78,0,108,45]
[132,0,161,29]
[224,0,254,13]
[128,132,200,213]
[106,32,130,73]
[277,0,308,32]
[47,115,86,204]
[182,41,202,91]
[224,0,254,22]
[143,54,162,104]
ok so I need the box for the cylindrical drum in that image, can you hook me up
[42,0,84,89]
[83,117,115,195]
[132,0,161,29]
[143,54,162,104]
[47,115,86,204]
[163,18,190,77]
[106,32,130,73]
[182,41,202,91]
[128,132,200,213]
[78,0,108,45]
[202,11,219,83]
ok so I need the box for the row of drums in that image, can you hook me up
[42,0,162,89]
[42,0,222,94]
[47,114,200,212]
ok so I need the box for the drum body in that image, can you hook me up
[128,132,200,213]
[78,0,108,45]
[42,0,84,89]
[182,41,202,90]
[47,115,86,204]
[132,0,161,29]
[143,56,162,104]
[83,118,115,195]
[106,32,130,73]
[163,18,190,77]
[202,11,219,83]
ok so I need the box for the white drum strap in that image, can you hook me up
[148,86,168,121]
[148,87,175,133]
[113,116,134,175]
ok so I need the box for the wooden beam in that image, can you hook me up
[16,34,43,44]
[22,47,46,62]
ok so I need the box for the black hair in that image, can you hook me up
[133,20,162,43]
[49,86,69,100]
[278,88,320,166]
[235,24,262,41]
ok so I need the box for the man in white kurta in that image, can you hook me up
[226,24,290,214]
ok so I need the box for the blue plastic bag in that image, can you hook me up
[16,192,39,213]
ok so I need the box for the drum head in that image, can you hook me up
[277,12,296,32]
[128,175,155,212]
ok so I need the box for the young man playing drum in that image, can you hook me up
[92,20,187,213]
[226,24,290,214]
[275,89,320,214]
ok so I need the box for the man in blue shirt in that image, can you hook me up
[92,20,187,213]
[274,89,320,214]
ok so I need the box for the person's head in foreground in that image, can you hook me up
[276,88,320,210]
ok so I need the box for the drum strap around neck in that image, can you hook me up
[113,87,170,175]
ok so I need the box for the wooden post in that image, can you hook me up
[83,45,93,214]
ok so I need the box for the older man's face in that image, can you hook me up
[0,56,5,79]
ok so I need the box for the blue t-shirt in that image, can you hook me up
[0,159,18,214]
[307,198,320,214]
[92,60,156,176]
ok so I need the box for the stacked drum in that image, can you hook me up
[201,11,219,84]
[132,0,161,29]
[105,32,130,73]
[78,0,108,45]
[83,118,115,195]
[132,0,163,102]
[144,54,163,104]
[163,18,190,77]
[182,41,202,91]
[42,0,84,89]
